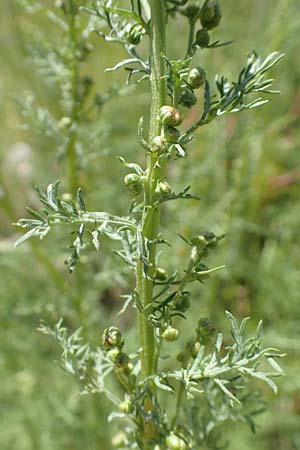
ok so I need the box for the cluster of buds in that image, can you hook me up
[155,106,183,148]
[184,0,222,48]
[102,327,132,372]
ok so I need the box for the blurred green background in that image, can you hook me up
[1,1,300,449]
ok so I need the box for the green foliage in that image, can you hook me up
[2,1,300,450]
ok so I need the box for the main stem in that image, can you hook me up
[136,0,166,446]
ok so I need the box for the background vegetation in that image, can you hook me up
[0,1,299,449]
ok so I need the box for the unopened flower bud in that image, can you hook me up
[162,326,179,342]
[187,67,206,89]
[163,126,180,143]
[119,399,133,414]
[197,318,215,343]
[58,116,72,129]
[111,432,127,448]
[114,352,130,369]
[151,135,167,152]
[124,173,143,195]
[166,432,187,450]
[195,28,210,47]
[191,235,207,249]
[191,340,201,358]
[102,326,123,349]
[182,5,201,19]
[125,23,145,45]
[107,348,120,363]
[175,292,191,312]
[154,267,168,281]
[200,0,222,30]
[159,106,183,127]
[123,362,134,375]
[158,181,172,197]
[195,263,210,280]
[179,87,197,108]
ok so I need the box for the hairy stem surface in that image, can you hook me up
[136,0,167,446]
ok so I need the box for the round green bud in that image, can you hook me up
[123,362,134,375]
[187,67,206,89]
[111,432,127,448]
[191,340,201,358]
[182,5,201,19]
[200,0,222,30]
[158,181,172,196]
[102,326,123,349]
[107,348,120,363]
[179,87,197,108]
[162,326,179,342]
[203,230,218,249]
[163,126,180,144]
[58,116,72,129]
[159,106,183,127]
[114,352,130,369]
[197,318,215,342]
[166,432,187,450]
[151,135,167,152]
[174,293,191,312]
[154,267,168,281]
[124,173,143,195]
[118,399,133,414]
[195,28,210,47]
[190,235,207,249]
[125,23,145,45]
[195,263,210,280]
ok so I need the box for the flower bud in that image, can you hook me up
[151,135,167,152]
[197,318,215,343]
[119,399,133,414]
[190,235,207,249]
[166,432,187,450]
[154,267,168,281]
[123,362,134,375]
[111,432,127,448]
[58,116,72,129]
[107,348,121,363]
[174,292,191,312]
[157,181,172,197]
[114,352,130,369]
[163,126,180,144]
[203,230,218,249]
[191,340,201,358]
[179,87,197,108]
[124,173,143,195]
[195,263,210,280]
[182,5,201,19]
[125,23,145,45]
[200,0,222,30]
[102,326,123,349]
[195,28,210,47]
[159,106,183,127]
[162,326,179,342]
[187,67,206,89]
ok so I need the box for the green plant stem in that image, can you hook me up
[135,0,167,446]
[137,0,167,380]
